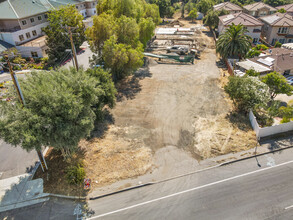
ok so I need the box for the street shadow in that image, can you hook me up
[116,61,152,102]
[25,161,39,174]
[225,111,252,132]
[260,132,293,152]
[0,175,43,208]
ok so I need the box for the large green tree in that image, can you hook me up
[103,37,144,81]
[196,0,214,15]
[139,18,156,48]
[150,0,171,17]
[188,7,198,22]
[216,23,251,58]
[203,9,228,29]
[264,0,287,7]
[85,13,116,56]
[261,72,293,99]
[0,68,116,157]
[43,5,85,64]
[225,76,270,112]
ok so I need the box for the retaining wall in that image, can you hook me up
[249,110,293,138]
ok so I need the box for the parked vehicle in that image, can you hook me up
[286,76,293,85]
[166,46,188,55]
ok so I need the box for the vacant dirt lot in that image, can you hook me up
[84,23,257,189]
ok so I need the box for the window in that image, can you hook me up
[278,27,288,34]
[38,15,42,20]
[19,35,24,41]
[31,51,38,57]
[22,20,27,25]
[32,30,37,36]
[44,14,48,19]
[30,18,35,23]
[26,32,31,38]
[272,38,277,45]
[289,39,293,43]
[279,38,286,44]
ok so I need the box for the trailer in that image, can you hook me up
[144,53,194,64]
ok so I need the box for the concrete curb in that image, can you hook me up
[29,147,49,180]
[220,145,293,166]
[88,145,293,200]
[89,183,154,200]
[49,193,86,200]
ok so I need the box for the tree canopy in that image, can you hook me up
[216,23,251,59]
[43,5,85,64]
[86,0,159,80]
[196,0,214,15]
[261,72,293,99]
[203,9,228,29]
[224,76,270,112]
[188,7,198,22]
[0,68,116,155]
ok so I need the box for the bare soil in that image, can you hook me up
[84,25,257,190]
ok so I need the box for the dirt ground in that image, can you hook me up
[83,19,257,191]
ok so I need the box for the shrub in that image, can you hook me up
[274,41,282,48]
[66,163,86,185]
[246,68,260,77]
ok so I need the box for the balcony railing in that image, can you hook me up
[0,26,21,33]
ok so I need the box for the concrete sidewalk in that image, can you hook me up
[0,174,49,212]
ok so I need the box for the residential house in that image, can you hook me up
[0,0,97,58]
[243,2,277,17]
[218,12,264,44]
[236,48,293,75]
[260,12,293,45]
[213,2,243,14]
[276,3,293,16]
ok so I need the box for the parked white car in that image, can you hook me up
[166,46,188,55]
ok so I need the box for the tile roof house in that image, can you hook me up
[0,0,97,58]
[213,2,243,14]
[260,13,293,46]
[276,3,293,16]
[243,2,277,17]
[218,12,264,43]
[236,48,293,75]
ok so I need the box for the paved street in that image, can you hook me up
[88,148,293,220]
[0,198,82,220]
[63,45,93,70]
[0,140,38,179]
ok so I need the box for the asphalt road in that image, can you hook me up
[0,140,39,179]
[88,148,293,220]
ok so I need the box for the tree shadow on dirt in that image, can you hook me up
[90,109,115,139]
[225,111,252,132]
[115,63,152,102]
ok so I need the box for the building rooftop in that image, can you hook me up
[213,2,242,12]
[260,12,293,26]
[0,0,87,19]
[0,40,14,54]
[243,2,277,12]
[236,59,271,73]
[276,3,293,13]
[219,12,263,26]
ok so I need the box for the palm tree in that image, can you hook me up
[216,23,252,59]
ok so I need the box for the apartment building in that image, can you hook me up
[218,12,263,44]
[0,0,97,58]
[243,2,277,17]
[260,12,293,45]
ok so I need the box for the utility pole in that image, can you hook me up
[67,26,79,71]
[4,55,48,172]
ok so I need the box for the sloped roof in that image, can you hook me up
[0,40,14,53]
[219,12,263,26]
[243,2,277,12]
[0,0,83,19]
[276,3,293,13]
[260,12,293,26]
[213,2,243,12]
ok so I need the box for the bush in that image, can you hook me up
[246,68,260,77]
[13,57,26,64]
[255,44,268,50]
[275,41,282,48]
[173,2,181,10]
[166,6,175,18]
[66,163,86,185]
